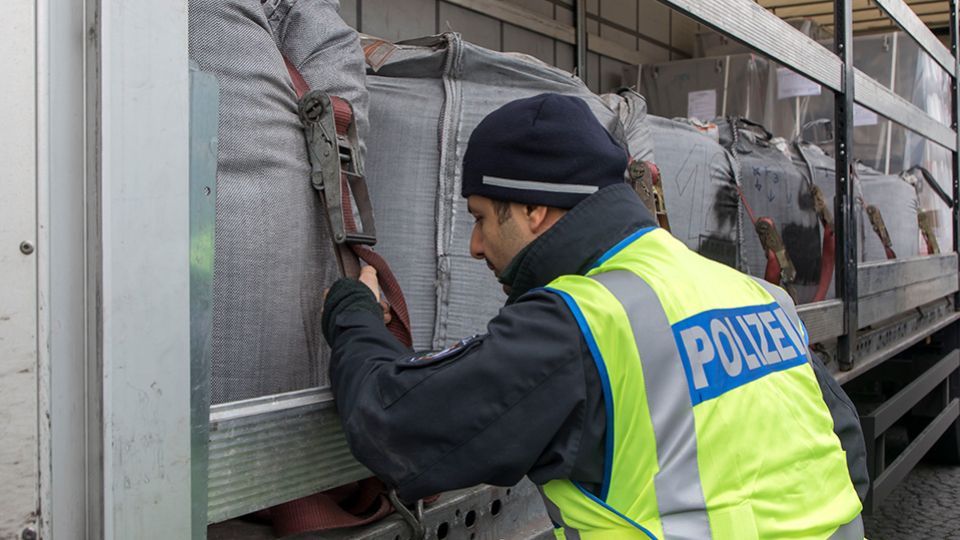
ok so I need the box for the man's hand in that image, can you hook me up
[358,266,392,325]
[358,266,381,302]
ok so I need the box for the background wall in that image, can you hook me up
[339,0,700,93]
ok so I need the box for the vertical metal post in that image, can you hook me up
[189,64,218,540]
[835,0,857,371]
[951,0,959,278]
[574,0,587,81]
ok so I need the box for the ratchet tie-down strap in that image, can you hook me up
[258,58,426,538]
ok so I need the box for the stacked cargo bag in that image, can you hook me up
[600,89,654,164]
[191,0,400,536]
[361,33,650,350]
[601,90,660,219]
[858,167,923,261]
[262,0,369,160]
[792,139,839,300]
[900,166,952,256]
[717,118,822,303]
[646,116,741,268]
[190,0,346,404]
[795,140,925,264]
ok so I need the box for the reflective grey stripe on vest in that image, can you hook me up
[591,270,712,540]
[753,277,865,540]
[538,486,582,540]
[828,515,864,540]
[749,277,808,354]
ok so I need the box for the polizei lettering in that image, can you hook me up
[673,303,809,405]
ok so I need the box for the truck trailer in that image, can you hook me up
[3,0,960,539]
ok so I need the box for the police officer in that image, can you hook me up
[322,93,867,539]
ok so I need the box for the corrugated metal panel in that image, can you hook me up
[602,0,638,30]
[206,389,369,523]
[587,51,601,92]
[503,23,556,64]
[671,11,698,56]
[600,0,638,49]
[556,40,575,71]
[599,55,627,90]
[638,0,671,43]
[361,0,436,41]
[340,0,358,28]
[601,24,638,50]
[439,1,502,50]
[514,0,554,17]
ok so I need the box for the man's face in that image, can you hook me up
[467,195,535,279]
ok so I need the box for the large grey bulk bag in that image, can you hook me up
[794,140,924,264]
[262,0,369,159]
[646,116,740,268]
[363,33,647,350]
[600,89,654,164]
[190,0,363,403]
[717,119,822,303]
[859,168,922,261]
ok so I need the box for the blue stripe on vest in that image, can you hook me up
[672,302,809,406]
[545,287,615,502]
[590,226,658,270]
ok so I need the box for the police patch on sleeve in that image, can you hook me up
[400,334,483,368]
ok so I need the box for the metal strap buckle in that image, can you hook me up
[866,205,893,249]
[388,489,426,540]
[298,90,377,246]
[811,184,834,230]
[755,218,797,286]
[918,210,941,254]
[627,160,671,231]
[627,160,656,215]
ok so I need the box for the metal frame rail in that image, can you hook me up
[859,350,960,512]
[199,0,960,531]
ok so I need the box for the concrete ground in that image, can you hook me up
[863,463,960,540]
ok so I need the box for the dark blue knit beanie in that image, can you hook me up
[461,93,628,209]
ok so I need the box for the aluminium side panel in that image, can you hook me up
[39,0,97,535]
[0,1,40,537]
[98,1,193,536]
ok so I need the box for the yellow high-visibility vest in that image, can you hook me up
[540,227,863,540]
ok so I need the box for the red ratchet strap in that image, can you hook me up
[287,58,413,348]
[735,185,797,296]
[918,210,941,255]
[626,159,670,231]
[264,58,417,538]
[848,168,897,261]
[866,205,897,260]
[267,478,393,536]
[809,185,835,302]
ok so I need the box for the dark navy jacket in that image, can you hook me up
[322,183,869,502]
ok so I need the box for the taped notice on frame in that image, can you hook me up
[854,104,879,126]
[687,89,717,121]
[777,67,821,99]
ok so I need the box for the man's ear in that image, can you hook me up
[524,205,551,234]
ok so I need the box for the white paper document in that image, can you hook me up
[687,89,717,121]
[777,67,821,99]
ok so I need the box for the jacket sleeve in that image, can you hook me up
[327,288,590,502]
[808,351,870,501]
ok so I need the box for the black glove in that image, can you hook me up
[321,278,383,345]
